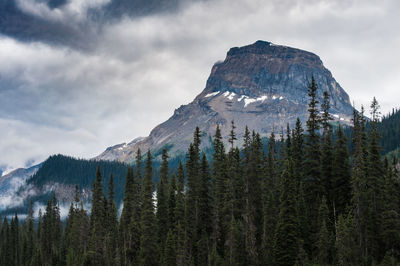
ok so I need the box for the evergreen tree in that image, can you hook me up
[157,148,170,260]
[168,174,177,233]
[316,197,332,265]
[304,76,322,240]
[139,150,158,266]
[198,154,212,241]
[119,167,140,265]
[243,132,264,264]
[332,125,352,218]
[320,91,334,218]
[351,106,370,264]
[263,131,278,265]
[23,201,35,266]
[163,229,177,266]
[88,166,106,265]
[367,97,385,262]
[381,164,400,261]
[41,193,62,266]
[274,159,298,266]
[106,174,118,265]
[335,213,359,265]
[212,125,227,260]
[65,185,90,266]
[184,127,202,264]
[175,162,186,266]
[292,118,304,188]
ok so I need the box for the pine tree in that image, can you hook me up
[296,181,311,261]
[184,127,202,264]
[316,197,332,265]
[335,213,359,265]
[332,125,352,218]
[157,148,170,260]
[304,76,322,242]
[243,132,264,264]
[320,91,334,218]
[168,174,177,233]
[292,118,304,188]
[119,167,140,265]
[381,164,400,261]
[212,125,227,260]
[65,185,90,266]
[41,193,62,265]
[198,154,212,240]
[367,97,385,262]
[139,150,158,266]
[11,213,20,266]
[175,162,186,266]
[88,166,106,265]
[106,174,118,265]
[163,229,177,266]
[228,120,237,150]
[24,201,35,266]
[263,131,278,265]
[351,106,370,264]
[274,159,298,266]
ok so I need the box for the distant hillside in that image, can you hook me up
[379,108,400,154]
[0,155,129,216]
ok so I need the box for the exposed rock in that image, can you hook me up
[96,40,354,163]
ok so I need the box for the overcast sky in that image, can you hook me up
[0,0,399,174]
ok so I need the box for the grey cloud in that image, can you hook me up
[0,0,399,171]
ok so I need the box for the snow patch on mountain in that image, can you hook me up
[205,91,220,98]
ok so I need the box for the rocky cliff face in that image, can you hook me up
[96,40,354,163]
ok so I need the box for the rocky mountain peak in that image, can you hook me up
[96,41,354,163]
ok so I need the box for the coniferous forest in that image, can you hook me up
[1,78,400,266]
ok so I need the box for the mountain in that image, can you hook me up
[0,164,41,210]
[96,40,354,163]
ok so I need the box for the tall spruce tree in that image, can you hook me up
[304,76,322,255]
[367,97,385,262]
[185,127,202,264]
[274,159,298,266]
[381,164,400,261]
[175,162,186,266]
[106,174,118,265]
[351,106,369,264]
[212,125,227,260]
[139,150,158,266]
[332,125,352,219]
[157,148,170,261]
[88,166,106,265]
[320,91,334,215]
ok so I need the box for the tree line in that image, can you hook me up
[1,77,399,265]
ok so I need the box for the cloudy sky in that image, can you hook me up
[0,0,399,174]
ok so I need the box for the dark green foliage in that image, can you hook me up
[184,127,202,264]
[332,125,352,217]
[163,229,177,266]
[212,125,227,260]
[88,166,106,265]
[64,185,90,266]
[274,159,298,266]
[119,167,140,265]
[139,151,158,266]
[157,149,170,260]
[28,155,129,203]
[335,213,360,265]
[304,76,322,256]
[316,197,332,265]
[2,84,398,265]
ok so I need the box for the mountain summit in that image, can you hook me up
[97,40,353,162]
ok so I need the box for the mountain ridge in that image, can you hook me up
[96,40,354,163]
